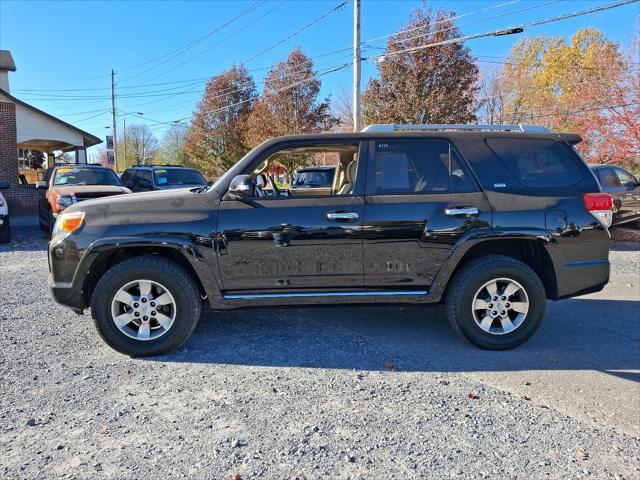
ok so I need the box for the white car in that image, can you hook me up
[0,180,10,243]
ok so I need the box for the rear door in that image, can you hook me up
[362,138,491,289]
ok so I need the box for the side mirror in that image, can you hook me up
[227,175,253,200]
[138,179,152,189]
[0,180,9,189]
[36,180,48,190]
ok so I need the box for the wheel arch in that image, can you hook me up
[81,242,208,306]
[430,235,560,302]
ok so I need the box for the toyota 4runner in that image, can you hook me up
[48,124,613,356]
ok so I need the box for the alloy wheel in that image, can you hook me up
[110,279,177,341]
[471,277,529,335]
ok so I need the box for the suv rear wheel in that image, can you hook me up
[445,255,546,350]
[91,256,201,356]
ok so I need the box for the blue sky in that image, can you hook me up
[1,0,638,159]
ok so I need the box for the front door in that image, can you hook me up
[362,138,492,289]
[216,141,366,293]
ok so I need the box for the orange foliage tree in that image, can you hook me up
[185,64,255,178]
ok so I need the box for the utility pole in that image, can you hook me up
[110,69,118,172]
[123,117,126,168]
[352,0,361,132]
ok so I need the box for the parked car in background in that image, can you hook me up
[0,180,10,243]
[37,164,131,232]
[590,164,640,227]
[49,124,614,357]
[121,165,207,192]
[290,165,336,196]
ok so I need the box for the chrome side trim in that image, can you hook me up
[223,290,428,300]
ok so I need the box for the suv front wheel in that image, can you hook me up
[91,256,202,356]
[446,255,546,350]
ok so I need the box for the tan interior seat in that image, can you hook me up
[337,160,357,195]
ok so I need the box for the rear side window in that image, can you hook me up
[486,138,583,188]
[614,168,638,187]
[596,168,621,188]
[371,140,477,194]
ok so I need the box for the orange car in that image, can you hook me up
[37,164,131,232]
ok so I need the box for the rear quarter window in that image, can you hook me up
[486,138,583,188]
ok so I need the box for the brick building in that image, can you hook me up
[0,50,102,213]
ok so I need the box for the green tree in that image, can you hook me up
[157,123,191,166]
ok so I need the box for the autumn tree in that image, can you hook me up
[245,47,336,175]
[185,64,255,178]
[499,29,639,168]
[362,7,479,125]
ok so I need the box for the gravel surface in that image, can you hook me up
[1,224,639,479]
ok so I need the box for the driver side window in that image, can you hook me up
[249,144,360,198]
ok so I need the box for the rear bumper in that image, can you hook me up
[556,259,610,299]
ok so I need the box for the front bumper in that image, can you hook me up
[48,274,86,313]
[48,235,90,313]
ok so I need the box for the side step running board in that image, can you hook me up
[223,290,428,300]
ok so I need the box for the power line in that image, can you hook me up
[364,0,560,50]
[118,1,267,83]
[373,0,640,62]
[128,0,347,89]
[130,0,290,88]
[244,1,348,64]
[129,50,358,115]
[365,0,522,45]
[140,61,353,130]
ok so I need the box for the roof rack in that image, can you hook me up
[361,124,549,133]
[131,163,185,168]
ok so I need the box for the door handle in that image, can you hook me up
[445,207,479,216]
[326,211,359,221]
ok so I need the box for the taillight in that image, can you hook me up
[583,193,613,228]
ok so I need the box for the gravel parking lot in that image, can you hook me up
[1,222,639,479]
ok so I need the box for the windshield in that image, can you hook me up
[153,168,206,187]
[293,169,334,187]
[53,167,121,186]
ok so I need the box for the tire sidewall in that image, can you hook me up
[92,260,200,356]
[453,260,546,350]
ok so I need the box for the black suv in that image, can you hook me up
[48,124,613,356]
[121,165,207,192]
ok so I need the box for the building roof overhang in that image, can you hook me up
[0,87,102,150]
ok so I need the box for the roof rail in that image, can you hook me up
[361,124,549,133]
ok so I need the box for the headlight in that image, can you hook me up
[52,211,85,240]
[0,197,5,207]
[56,196,75,210]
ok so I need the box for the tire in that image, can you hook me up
[0,217,10,243]
[91,256,202,356]
[445,255,546,350]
